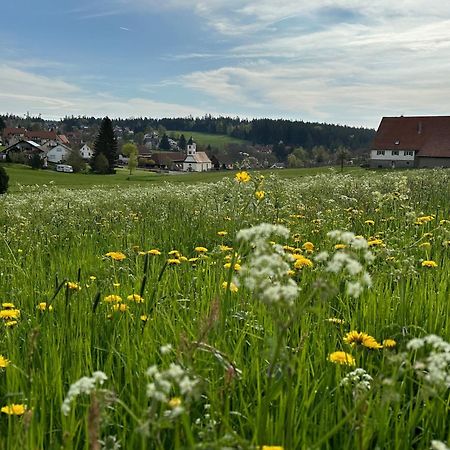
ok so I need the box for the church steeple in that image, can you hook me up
[187,138,196,156]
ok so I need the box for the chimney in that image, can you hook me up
[418,121,422,134]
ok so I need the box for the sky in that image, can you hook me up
[1,1,450,128]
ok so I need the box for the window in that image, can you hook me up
[392,151,399,156]
[404,151,414,156]
[376,150,385,156]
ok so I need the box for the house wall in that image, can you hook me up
[370,149,415,160]
[47,146,70,163]
[369,158,415,169]
[417,157,450,168]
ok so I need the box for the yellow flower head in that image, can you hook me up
[255,190,265,200]
[328,351,356,366]
[0,355,10,368]
[368,239,384,247]
[344,331,383,349]
[66,281,81,291]
[219,245,233,252]
[364,220,375,226]
[222,281,238,293]
[148,249,161,255]
[421,260,438,268]
[217,231,228,237]
[383,339,397,349]
[104,294,122,303]
[261,446,284,450]
[127,294,144,303]
[168,250,181,257]
[89,276,97,281]
[1,303,15,309]
[113,303,128,312]
[302,241,315,252]
[140,314,149,323]
[167,258,181,265]
[0,309,20,320]
[194,246,208,253]
[326,318,345,325]
[334,244,347,250]
[168,397,182,408]
[5,321,17,328]
[294,256,314,269]
[419,242,431,249]
[105,251,126,261]
[38,302,53,312]
[1,404,26,415]
[235,171,251,183]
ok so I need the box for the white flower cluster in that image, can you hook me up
[340,368,373,393]
[236,223,299,307]
[316,231,373,298]
[406,335,450,389]
[61,371,108,416]
[431,441,450,450]
[146,363,200,418]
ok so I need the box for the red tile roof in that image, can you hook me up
[373,116,450,158]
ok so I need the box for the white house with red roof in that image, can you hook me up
[370,116,450,168]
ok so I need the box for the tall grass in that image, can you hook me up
[0,169,448,449]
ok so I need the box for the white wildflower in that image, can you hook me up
[160,344,173,355]
[431,440,450,450]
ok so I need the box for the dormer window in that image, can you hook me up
[395,140,400,145]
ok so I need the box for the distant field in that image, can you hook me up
[1,163,365,192]
[168,130,250,150]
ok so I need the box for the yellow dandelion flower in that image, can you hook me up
[383,339,397,349]
[328,351,356,366]
[194,246,208,253]
[179,256,188,262]
[5,321,17,327]
[235,171,251,183]
[89,276,97,281]
[219,245,233,252]
[105,251,126,261]
[140,314,148,323]
[255,190,265,200]
[167,258,181,265]
[127,294,144,303]
[0,355,10,368]
[0,309,20,320]
[168,250,181,257]
[367,239,384,247]
[148,249,161,255]
[188,257,199,263]
[1,404,26,415]
[419,242,431,249]
[364,220,375,226]
[1,303,15,309]
[287,270,295,276]
[217,231,228,236]
[302,242,315,252]
[37,302,53,311]
[294,256,313,269]
[421,260,438,268]
[113,303,127,312]
[439,219,449,225]
[334,244,347,250]
[113,282,120,288]
[104,294,122,303]
[222,281,238,293]
[168,397,182,408]
[344,331,383,349]
[66,281,81,291]
[261,446,284,450]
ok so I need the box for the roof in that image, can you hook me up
[372,116,450,158]
[2,127,27,137]
[26,130,59,141]
[184,152,212,164]
[151,152,185,165]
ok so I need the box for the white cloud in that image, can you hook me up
[0,64,207,119]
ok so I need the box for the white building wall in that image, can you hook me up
[370,149,415,161]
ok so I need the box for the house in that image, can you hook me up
[182,142,212,172]
[3,140,45,163]
[151,152,185,170]
[80,144,93,160]
[45,143,73,164]
[370,116,450,168]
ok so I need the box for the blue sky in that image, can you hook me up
[1,0,450,128]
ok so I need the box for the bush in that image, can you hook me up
[0,165,9,194]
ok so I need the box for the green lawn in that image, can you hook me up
[168,130,250,150]
[1,163,365,192]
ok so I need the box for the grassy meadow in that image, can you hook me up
[0,167,449,449]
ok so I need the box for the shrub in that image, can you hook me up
[0,165,8,194]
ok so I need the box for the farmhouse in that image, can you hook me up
[45,143,73,164]
[182,141,212,172]
[370,116,450,168]
[2,140,45,162]
[79,144,93,160]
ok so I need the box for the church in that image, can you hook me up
[182,141,212,172]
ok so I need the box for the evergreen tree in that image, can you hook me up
[0,117,5,135]
[178,134,187,150]
[187,136,194,146]
[159,133,171,150]
[92,117,117,173]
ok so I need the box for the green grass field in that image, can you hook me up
[1,163,365,192]
[0,168,448,449]
[168,130,250,150]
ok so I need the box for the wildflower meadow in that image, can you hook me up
[0,168,449,449]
